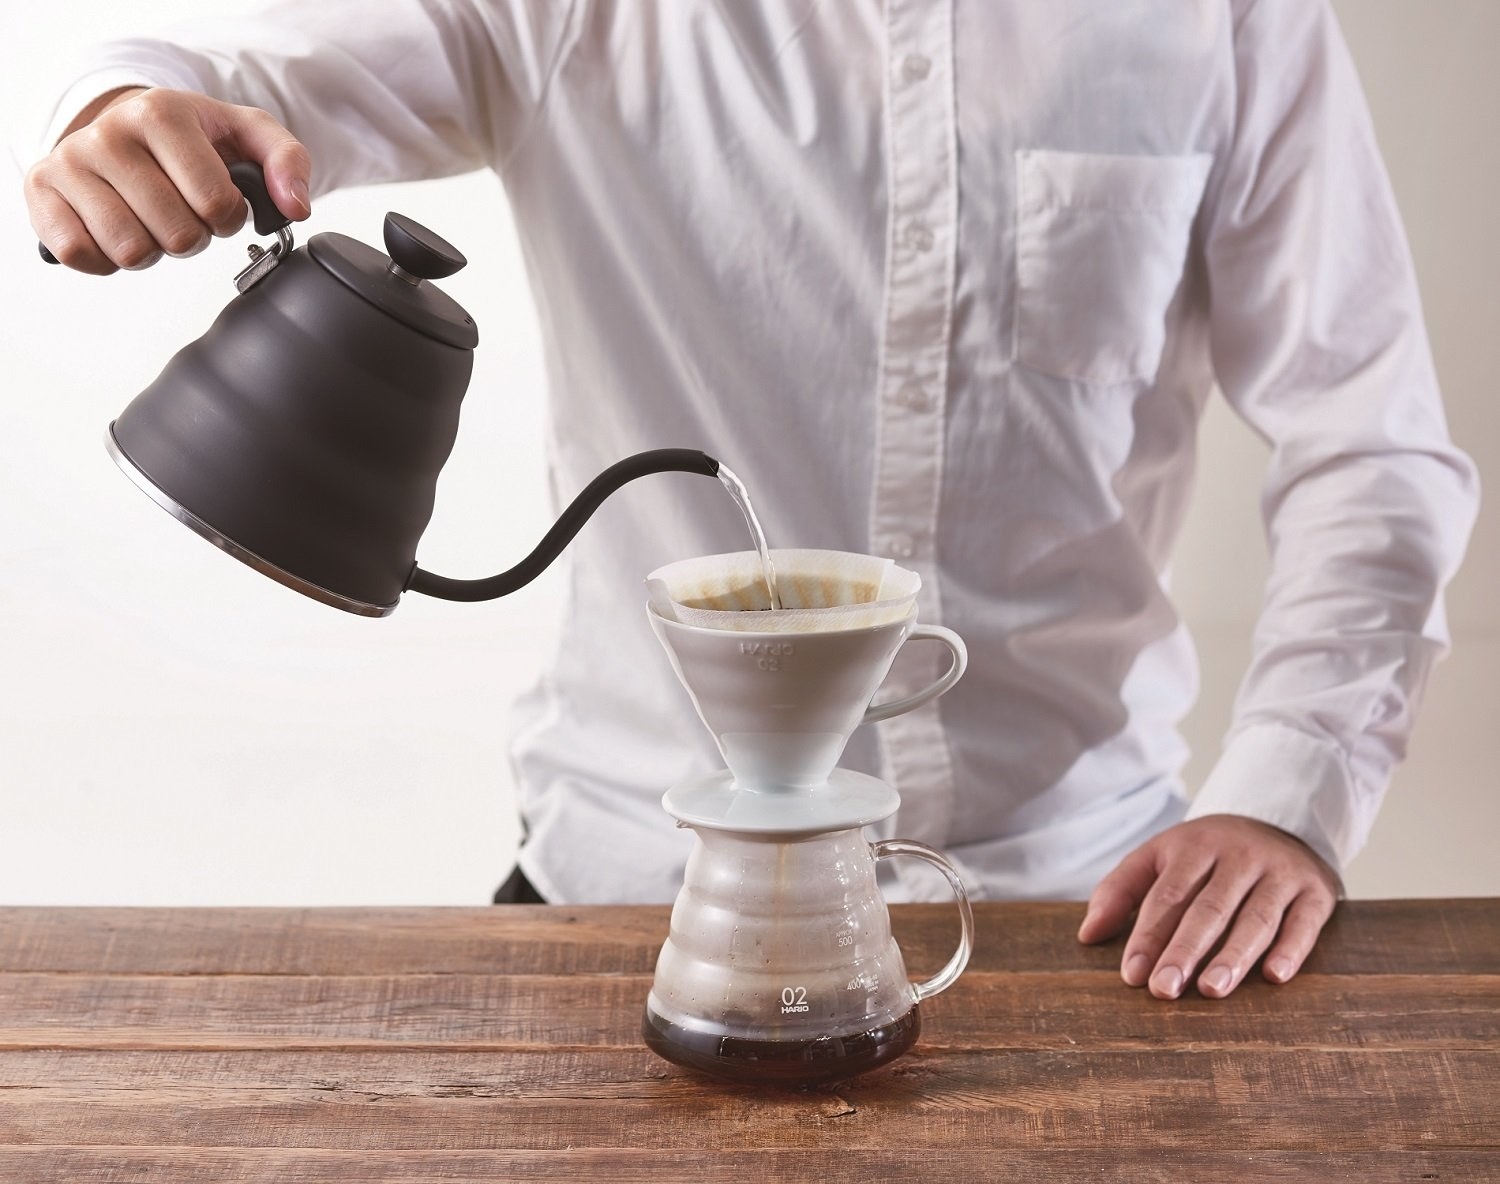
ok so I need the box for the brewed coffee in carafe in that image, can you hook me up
[641,550,974,1087]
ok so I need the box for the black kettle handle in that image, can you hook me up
[226,161,292,236]
[39,160,290,265]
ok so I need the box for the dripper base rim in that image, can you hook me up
[662,768,900,835]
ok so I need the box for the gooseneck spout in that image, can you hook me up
[406,448,720,603]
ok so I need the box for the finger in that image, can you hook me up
[54,168,162,271]
[1078,843,1158,944]
[132,100,249,238]
[1144,862,1261,999]
[94,142,218,259]
[214,103,313,221]
[1196,877,1299,998]
[72,89,245,241]
[1262,889,1337,984]
[1117,854,1215,991]
[26,175,118,274]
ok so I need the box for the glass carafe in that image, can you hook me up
[643,820,974,1086]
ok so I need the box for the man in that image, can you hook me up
[24,0,1477,1002]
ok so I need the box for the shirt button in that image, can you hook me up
[888,533,917,560]
[898,380,934,412]
[902,53,932,82]
[904,221,935,253]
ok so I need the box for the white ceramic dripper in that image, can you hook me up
[648,604,965,797]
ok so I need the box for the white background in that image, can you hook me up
[1,0,1495,905]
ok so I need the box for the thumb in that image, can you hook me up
[213,101,313,222]
[1077,842,1157,945]
[260,136,313,222]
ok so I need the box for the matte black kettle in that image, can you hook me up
[86,163,718,616]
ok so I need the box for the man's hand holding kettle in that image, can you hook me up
[25,86,310,274]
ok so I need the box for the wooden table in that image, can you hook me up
[0,901,1495,1182]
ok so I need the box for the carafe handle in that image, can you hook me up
[870,838,975,1002]
[861,624,968,724]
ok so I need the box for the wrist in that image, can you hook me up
[1186,721,1359,875]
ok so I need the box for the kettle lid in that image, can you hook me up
[308,213,479,350]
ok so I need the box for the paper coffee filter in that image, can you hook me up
[647,549,920,633]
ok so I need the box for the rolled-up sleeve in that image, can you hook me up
[1186,0,1480,872]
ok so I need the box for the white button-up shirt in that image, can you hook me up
[48,0,1478,902]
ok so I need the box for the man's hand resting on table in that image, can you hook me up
[1077,815,1340,1000]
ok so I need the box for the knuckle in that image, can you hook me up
[239,102,284,130]
[22,160,55,195]
[60,127,132,177]
[53,235,107,272]
[199,186,247,230]
[1238,901,1282,933]
[1278,914,1320,950]
[1213,943,1253,972]
[1132,915,1181,948]
[1149,880,1195,912]
[1278,938,1314,965]
[47,233,84,263]
[161,223,209,256]
[280,138,312,171]
[1291,893,1336,927]
[131,87,179,126]
[1308,883,1339,910]
[1192,894,1234,925]
[70,122,112,158]
[1158,940,1203,969]
[113,236,160,270]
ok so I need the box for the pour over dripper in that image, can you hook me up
[648,602,965,794]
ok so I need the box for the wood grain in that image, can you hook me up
[0,970,1495,1051]
[2,899,1493,975]
[0,1048,1494,1151]
[0,901,1495,1182]
[0,1147,1495,1184]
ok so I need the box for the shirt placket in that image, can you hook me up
[870,0,959,850]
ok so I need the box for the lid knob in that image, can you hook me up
[383,213,466,282]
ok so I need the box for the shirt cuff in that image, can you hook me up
[1186,721,1365,878]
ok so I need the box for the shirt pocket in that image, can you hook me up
[1013,149,1212,385]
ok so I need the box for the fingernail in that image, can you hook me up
[1266,957,1294,983]
[124,251,164,272]
[1123,953,1151,986]
[1201,965,1233,995]
[1152,965,1184,998]
[290,177,310,215]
